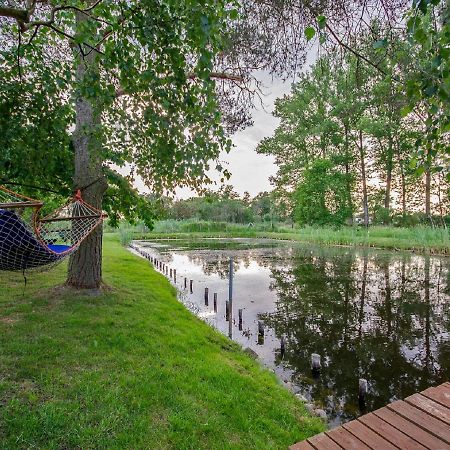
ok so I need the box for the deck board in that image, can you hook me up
[290,383,450,450]
[405,393,450,425]
[421,385,450,409]
[387,399,450,444]
[374,406,449,449]
[326,427,372,449]
[343,419,398,450]
[358,413,426,450]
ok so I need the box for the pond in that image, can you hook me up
[133,238,450,428]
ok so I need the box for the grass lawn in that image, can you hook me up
[0,235,324,449]
[135,225,450,255]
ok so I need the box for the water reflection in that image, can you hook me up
[134,239,450,427]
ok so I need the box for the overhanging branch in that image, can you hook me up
[0,6,29,22]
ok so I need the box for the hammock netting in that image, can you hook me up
[0,185,104,272]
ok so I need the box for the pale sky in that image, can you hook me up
[175,72,292,199]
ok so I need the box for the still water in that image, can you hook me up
[134,238,450,427]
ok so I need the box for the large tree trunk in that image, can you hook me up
[66,11,107,290]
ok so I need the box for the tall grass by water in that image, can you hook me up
[152,219,286,233]
[132,220,449,254]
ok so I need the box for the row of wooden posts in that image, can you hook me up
[131,244,269,341]
[130,244,368,403]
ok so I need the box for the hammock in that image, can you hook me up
[0,185,105,272]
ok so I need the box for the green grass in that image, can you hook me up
[0,235,324,449]
[136,224,449,254]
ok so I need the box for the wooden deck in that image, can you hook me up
[291,382,450,450]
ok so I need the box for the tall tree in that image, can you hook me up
[0,0,242,288]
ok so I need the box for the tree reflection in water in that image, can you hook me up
[262,248,449,426]
[135,239,450,427]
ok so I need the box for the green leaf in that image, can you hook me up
[317,15,327,30]
[305,27,316,41]
[400,105,413,117]
[229,9,239,20]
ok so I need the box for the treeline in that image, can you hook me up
[257,24,449,227]
[161,187,282,225]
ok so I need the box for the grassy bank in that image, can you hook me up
[131,224,449,254]
[0,235,323,449]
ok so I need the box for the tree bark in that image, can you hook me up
[384,134,393,209]
[344,123,353,223]
[395,138,407,216]
[66,10,107,290]
[425,169,431,217]
[358,130,369,227]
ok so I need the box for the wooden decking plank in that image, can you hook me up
[326,427,371,449]
[374,406,450,449]
[289,440,316,450]
[387,400,450,444]
[343,419,397,450]
[421,385,450,409]
[405,393,450,425]
[358,413,427,450]
[290,384,450,450]
[307,432,342,450]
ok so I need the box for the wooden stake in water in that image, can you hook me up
[204,287,209,306]
[238,309,243,331]
[280,335,286,358]
[228,257,233,339]
[170,268,173,278]
[257,321,264,345]
[184,277,187,289]
[213,293,217,312]
[190,280,193,293]
[173,269,176,282]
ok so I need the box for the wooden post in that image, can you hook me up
[173,269,176,282]
[190,280,193,293]
[213,293,217,312]
[258,321,264,337]
[280,335,286,357]
[184,277,187,289]
[359,378,368,401]
[204,287,209,306]
[238,309,243,330]
[225,301,230,321]
[257,321,264,345]
[228,257,233,338]
[311,353,321,374]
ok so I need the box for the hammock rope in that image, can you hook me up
[0,185,105,272]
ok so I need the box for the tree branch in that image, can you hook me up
[188,72,244,82]
[0,6,29,22]
[325,23,387,77]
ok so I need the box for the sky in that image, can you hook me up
[175,73,292,199]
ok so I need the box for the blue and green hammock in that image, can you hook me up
[0,185,104,272]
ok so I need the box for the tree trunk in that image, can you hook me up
[344,123,353,223]
[425,169,431,217]
[359,130,369,226]
[395,138,407,216]
[66,11,107,290]
[384,134,393,209]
